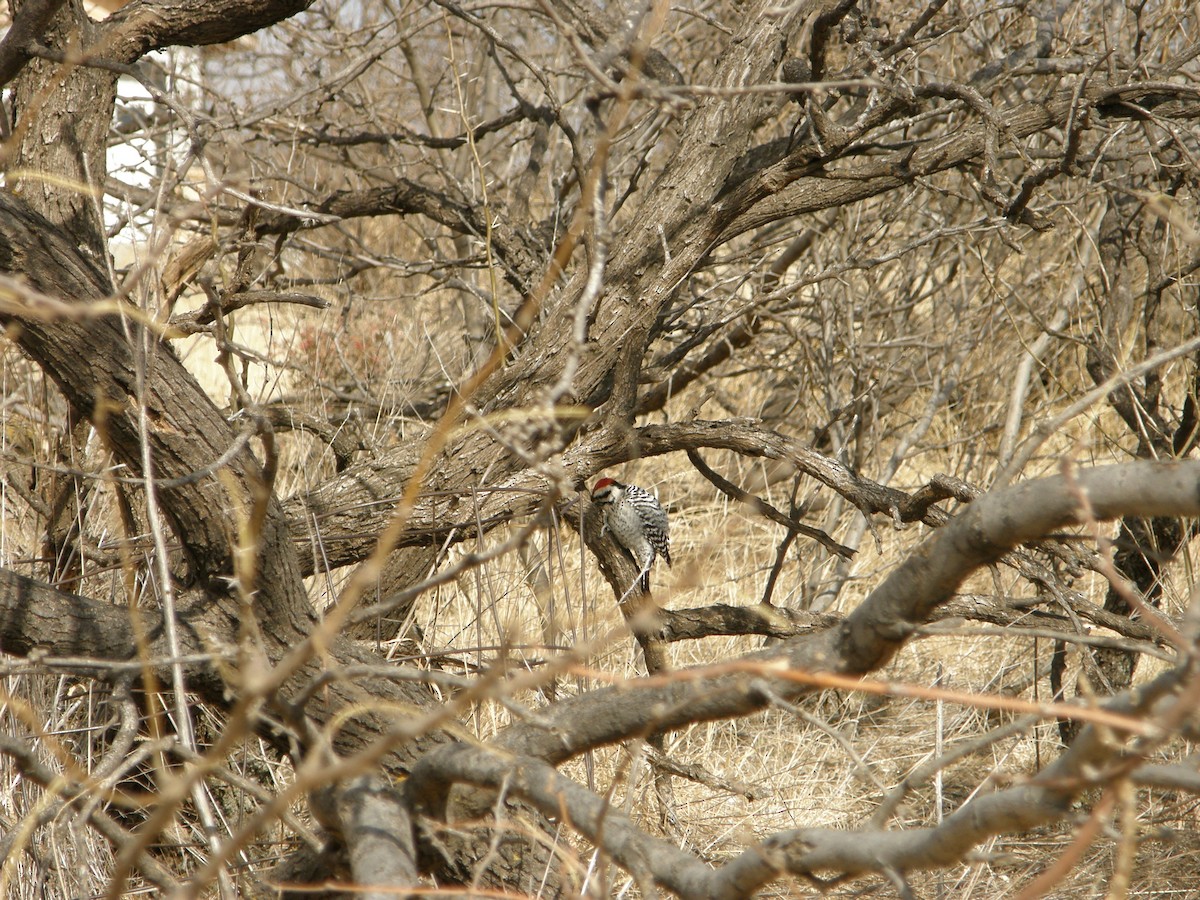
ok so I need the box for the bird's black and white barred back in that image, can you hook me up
[591,477,671,593]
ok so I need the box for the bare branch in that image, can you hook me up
[494,461,1200,763]
[687,447,854,557]
[412,665,1189,895]
[102,0,318,63]
[0,0,67,87]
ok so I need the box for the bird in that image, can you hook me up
[590,477,671,594]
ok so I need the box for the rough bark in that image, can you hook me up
[7,1,116,263]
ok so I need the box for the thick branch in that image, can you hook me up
[0,0,67,86]
[169,290,329,335]
[102,0,317,63]
[324,775,419,899]
[254,180,545,293]
[408,744,715,897]
[657,602,840,642]
[0,568,150,661]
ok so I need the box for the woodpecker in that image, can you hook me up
[591,477,671,593]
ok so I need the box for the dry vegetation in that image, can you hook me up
[1,0,1200,897]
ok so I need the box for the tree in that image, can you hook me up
[1,0,1199,896]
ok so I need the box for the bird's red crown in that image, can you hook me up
[592,477,617,493]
